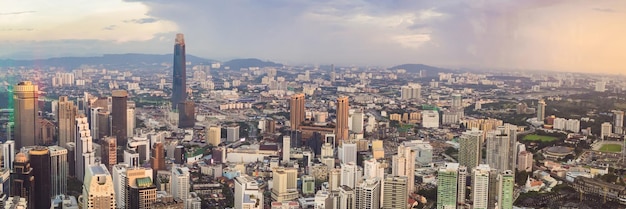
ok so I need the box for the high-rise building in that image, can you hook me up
[178,101,195,128]
[11,153,35,209]
[271,167,298,202]
[338,142,357,164]
[14,81,40,148]
[112,90,128,149]
[58,96,77,147]
[2,141,15,170]
[472,164,491,209]
[614,110,624,134]
[451,93,463,109]
[537,99,546,123]
[226,124,240,142]
[392,145,415,194]
[336,96,350,143]
[340,162,361,189]
[517,151,533,172]
[151,142,165,179]
[235,175,264,209]
[172,33,187,110]
[601,122,613,140]
[486,124,517,172]
[400,83,421,101]
[289,93,305,130]
[83,164,116,209]
[128,177,157,209]
[101,136,117,172]
[459,129,483,170]
[339,185,356,209]
[127,106,135,138]
[97,110,111,139]
[382,176,408,209]
[282,136,290,163]
[29,147,51,209]
[355,177,380,209]
[49,145,69,197]
[437,163,466,209]
[171,166,190,206]
[76,115,95,182]
[328,168,341,192]
[207,125,221,146]
[351,110,364,134]
[497,170,515,209]
[363,159,384,179]
[302,175,315,196]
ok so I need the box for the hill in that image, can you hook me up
[0,53,215,69]
[389,64,454,77]
[223,58,283,70]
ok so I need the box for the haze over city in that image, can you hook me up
[2,0,626,74]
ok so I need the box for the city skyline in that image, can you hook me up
[1,0,626,74]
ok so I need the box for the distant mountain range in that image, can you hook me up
[389,64,455,77]
[223,58,283,70]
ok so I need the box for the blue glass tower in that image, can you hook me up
[172,33,187,110]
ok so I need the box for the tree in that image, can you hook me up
[515,170,529,186]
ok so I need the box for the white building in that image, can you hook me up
[235,175,264,209]
[472,164,491,209]
[283,136,291,164]
[422,110,439,128]
[76,115,95,182]
[338,142,357,164]
[341,162,362,189]
[2,141,15,170]
[82,164,116,209]
[355,177,381,209]
[171,166,190,207]
[350,111,364,134]
[392,145,415,194]
[227,125,240,142]
[601,122,613,139]
[400,83,421,100]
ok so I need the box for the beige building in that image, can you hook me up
[14,81,40,148]
[271,167,298,202]
[517,151,533,172]
[82,164,116,209]
[383,176,408,209]
[207,125,221,146]
[235,175,264,209]
[58,96,77,147]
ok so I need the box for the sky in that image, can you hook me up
[1,0,626,74]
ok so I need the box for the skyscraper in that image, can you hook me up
[497,170,515,209]
[112,90,128,150]
[486,124,517,172]
[96,110,111,140]
[151,142,165,179]
[127,105,135,138]
[338,142,357,164]
[14,81,39,148]
[537,99,546,123]
[282,136,290,163]
[76,115,95,182]
[351,110,364,134]
[382,176,408,209]
[400,83,421,101]
[336,96,350,143]
[58,96,77,147]
[178,101,195,128]
[271,167,298,202]
[340,162,361,189]
[614,110,624,134]
[2,141,15,170]
[289,93,305,130]
[355,177,381,209]
[49,145,69,197]
[171,33,187,110]
[235,175,264,209]
[459,129,483,170]
[171,166,190,206]
[83,164,116,209]
[28,147,51,209]
[207,125,221,146]
[11,153,35,209]
[339,185,356,209]
[127,177,156,209]
[437,163,466,209]
[101,136,117,172]
[472,164,491,209]
[392,145,415,194]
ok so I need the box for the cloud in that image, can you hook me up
[103,25,117,30]
[124,17,159,24]
[0,28,34,31]
[593,8,619,13]
[0,11,36,16]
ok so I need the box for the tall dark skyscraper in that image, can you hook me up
[11,153,35,209]
[172,33,187,110]
[29,147,52,209]
[178,101,195,128]
[112,90,128,152]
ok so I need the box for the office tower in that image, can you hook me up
[83,164,116,209]
[171,33,187,110]
[14,81,40,148]
[517,151,533,172]
[601,122,613,139]
[151,142,165,179]
[282,136,290,163]
[328,168,341,192]
[124,149,140,167]
[341,162,361,189]
[58,96,77,147]
[338,185,356,209]
[76,115,95,181]
[112,90,128,150]
[486,124,517,172]
[392,145,415,194]
[537,99,546,123]
[127,138,150,163]
[472,164,491,209]
[314,190,332,209]
[173,146,185,165]
[28,147,51,209]
[49,145,68,197]
[614,110,624,134]
[382,176,408,209]
[178,101,195,128]
[207,125,221,146]
[66,142,76,177]
[459,129,483,170]
[497,170,515,209]
[11,153,35,209]
[101,136,116,172]
[363,159,384,179]
[97,110,111,139]
[127,107,135,137]
[451,93,463,108]
[171,166,190,206]
[235,175,264,209]
[400,83,421,100]
[226,124,240,142]
[302,175,315,196]
[321,142,333,158]
[90,107,102,139]
[336,96,350,143]
[338,142,357,164]
[458,166,468,206]
[112,164,128,209]
[271,167,298,202]
[289,93,305,130]
[2,141,15,170]
[355,177,381,209]
[128,177,156,209]
[351,110,364,134]
[437,163,465,209]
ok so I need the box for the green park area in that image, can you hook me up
[522,134,559,142]
[599,144,622,153]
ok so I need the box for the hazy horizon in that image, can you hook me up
[2,0,625,74]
